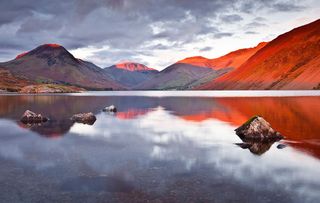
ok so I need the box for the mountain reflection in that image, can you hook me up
[0,95,319,158]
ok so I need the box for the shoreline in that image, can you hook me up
[0,90,319,97]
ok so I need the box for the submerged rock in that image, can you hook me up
[20,110,48,124]
[235,143,252,149]
[102,105,117,112]
[71,112,96,125]
[236,140,276,155]
[277,144,287,149]
[235,115,283,141]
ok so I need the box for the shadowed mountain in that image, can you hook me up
[0,44,124,90]
[178,42,267,70]
[198,19,320,90]
[137,63,232,90]
[103,62,158,88]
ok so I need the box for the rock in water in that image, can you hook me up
[20,110,48,124]
[235,116,283,141]
[71,112,96,125]
[277,144,287,149]
[103,105,117,112]
[236,140,275,155]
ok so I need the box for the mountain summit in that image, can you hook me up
[1,44,123,90]
[177,42,267,70]
[115,62,157,72]
[104,62,158,88]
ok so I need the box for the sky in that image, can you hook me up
[0,0,319,70]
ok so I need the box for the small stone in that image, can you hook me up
[102,105,117,112]
[71,112,96,125]
[277,144,287,149]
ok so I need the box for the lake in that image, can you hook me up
[0,91,319,203]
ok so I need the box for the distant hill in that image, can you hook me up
[103,62,158,88]
[178,42,267,70]
[0,44,123,90]
[198,19,320,90]
[137,41,266,90]
[137,63,232,90]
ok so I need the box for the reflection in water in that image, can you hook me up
[0,93,319,202]
[236,140,277,155]
[0,95,318,158]
[18,119,75,138]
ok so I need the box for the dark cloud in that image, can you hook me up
[199,46,213,52]
[245,31,259,35]
[253,17,267,22]
[236,0,305,13]
[147,44,173,50]
[272,2,305,12]
[220,14,243,23]
[214,32,234,39]
[0,0,312,65]
[246,22,267,28]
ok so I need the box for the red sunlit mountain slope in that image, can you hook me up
[178,42,267,70]
[198,19,320,90]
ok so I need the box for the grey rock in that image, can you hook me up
[20,110,48,124]
[102,105,117,112]
[71,112,96,125]
[235,115,283,141]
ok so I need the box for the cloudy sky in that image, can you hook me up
[0,0,319,70]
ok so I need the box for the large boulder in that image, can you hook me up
[71,112,96,125]
[102,105,117,112]
[235,116,283,141]
[20,110,48,124]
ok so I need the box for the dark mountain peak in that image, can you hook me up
[2,43,123,90]
[30,43,68,55]
[14,43,79,67]
[15,44,72,60]
[42,43,62,48]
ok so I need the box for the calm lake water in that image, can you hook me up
[0,91,319,203]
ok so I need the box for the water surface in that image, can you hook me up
[0,91,319,202]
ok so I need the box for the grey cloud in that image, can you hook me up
[253,17,267,22]
[214,32,234,39]
[199,46,213,52]
[236,0,305,13]
[246,21,267,28]
[0,0,313,65]
[147,44,172,50]
[220,14,243,23]
[272,2,305,12]
[245,31,259,35]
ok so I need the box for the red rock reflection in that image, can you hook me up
[116,108,152,120]
[180,97,320,159]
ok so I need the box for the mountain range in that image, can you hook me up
[0,19,319,92]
